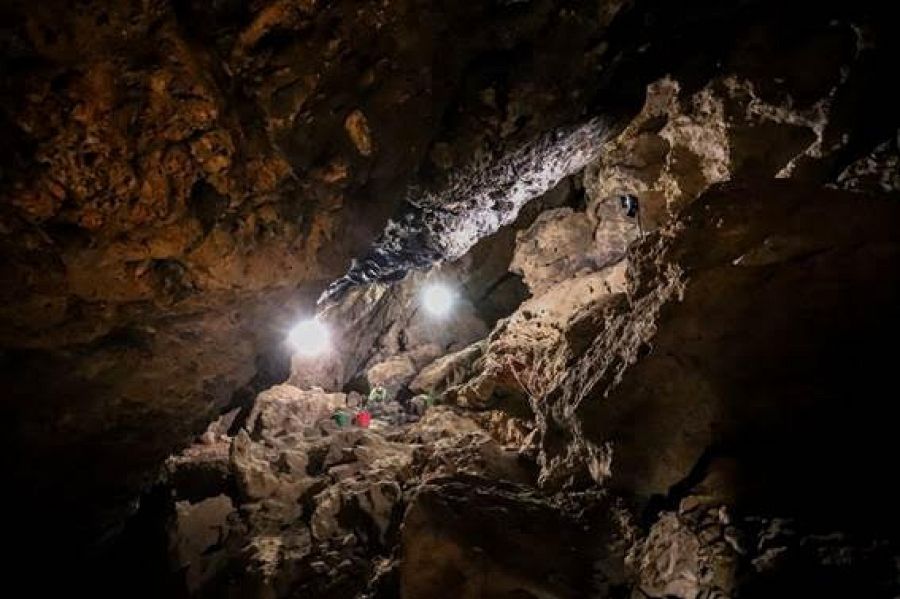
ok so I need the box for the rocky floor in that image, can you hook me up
[158,386,547,597]
[156,314,900,599]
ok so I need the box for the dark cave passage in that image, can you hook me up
[2,0,900,597]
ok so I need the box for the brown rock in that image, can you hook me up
[510,207,607,295]
[247,385,347,439]
[169,495,237,593]
[540,180,900,524]
[344,109,375,157]
[399,477,594,599]
[365,355,417,395]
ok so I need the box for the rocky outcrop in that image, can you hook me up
[303,267,489,392]
[405,4,900,442]
[318,117,617,304]
[150,175,900,597]
[630,498,898,599]
[518,179,900,597]
[5,0,900,595]
[293,179,581,395]
[402,179,900,599]
[536,180,900,504]
[399,476,602,599]
[510,207,615,295]
[321,1,900,298]
[157,381,540,597]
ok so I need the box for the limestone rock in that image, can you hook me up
[632,510,739,598]
[299,268,488,394]
[539,180,900,517]
[247,385,346,439]
[510,207,610,295]
[158,384,526,597]
[628,501,898,599]
[344,110,374,157]
[582,19,888,235]
[3,0,631,559]
[409,342,486,397]
[442,263,627,410]
[169,495,237,593]
[231,430,317,503]
[365,355,417,396]
[399,476,596,599]
[7,2,900,595]
[407,408,533,484]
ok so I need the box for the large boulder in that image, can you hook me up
[436,264,627,410]
[510,207,611,295]
[246,385,346,439]
[399,476,597,599]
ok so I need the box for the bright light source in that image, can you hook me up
[288,318,331,357]
[422,283,454,317]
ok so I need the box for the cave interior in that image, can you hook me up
[1,0,899,597]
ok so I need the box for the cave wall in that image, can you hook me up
[2,0,900,594]
[0,0,625,562]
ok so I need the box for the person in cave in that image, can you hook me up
[620,193,643,235]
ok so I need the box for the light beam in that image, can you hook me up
[421,283,454,318]
[288,318,331,357]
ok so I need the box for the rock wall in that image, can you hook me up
[0,0,631,567]
[3,0,900,595]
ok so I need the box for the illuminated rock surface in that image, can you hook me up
[2,0,900,596]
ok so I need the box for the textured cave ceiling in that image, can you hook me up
[2,0,900,596]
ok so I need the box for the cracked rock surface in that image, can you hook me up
[4,0,900,596]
